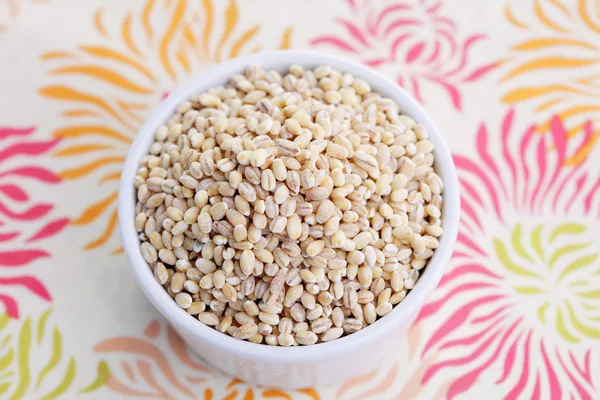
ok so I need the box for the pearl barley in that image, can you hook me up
[135,64,443,346]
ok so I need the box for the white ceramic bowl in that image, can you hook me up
[118,50,459,389]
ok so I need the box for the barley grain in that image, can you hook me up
[135,64,443,345]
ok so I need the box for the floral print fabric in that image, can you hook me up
[0,0,598,398]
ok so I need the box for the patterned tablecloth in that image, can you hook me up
[0,0,599,398]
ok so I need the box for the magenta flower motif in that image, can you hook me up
[0,126,69,318]
[412,110,600,399]
[310,0,497,110]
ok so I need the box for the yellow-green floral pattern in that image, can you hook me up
[494,223,600,342]
[0,311,108,399]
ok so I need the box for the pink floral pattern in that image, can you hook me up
[94,320,214,398]
[94,320,321,399]
[413,110,600,399]
[310,0,497,110]
[0,126,68,318]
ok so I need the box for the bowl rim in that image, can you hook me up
[118,49,460,362]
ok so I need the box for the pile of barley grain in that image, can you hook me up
[134,64,443,346]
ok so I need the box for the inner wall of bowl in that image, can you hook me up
[124,51,458,349]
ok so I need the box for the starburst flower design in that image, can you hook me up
[39,0,292,252]
[310,0,497,110]
[501,0,600,165]
[333,323,451,399]
[412,110,600,399]
[494,222,600,343]
[94,319,320,399]
[0,126,68,318]
[0,310,108,397]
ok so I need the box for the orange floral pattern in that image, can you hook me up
[39,0,292,252]
[95,320,321,400]
[0,0,598,398]
[501,0,600,165]
[93,318,453,399]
